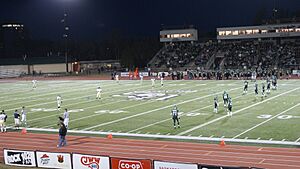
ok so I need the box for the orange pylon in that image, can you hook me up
[219,139,226,146]
[21,128,27,134]
[107,134,113,139]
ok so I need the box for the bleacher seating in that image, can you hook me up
[149,40,300,73]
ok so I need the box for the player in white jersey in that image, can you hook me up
[0,110,7,132]
[160,77,164,87]
[21,106,27,126]
[32,80,37,89]
[63,108,69,128]
[57,95,62,111]
[140,75,143,84]
[115,74,119,83]
[96,86,102,99]
[151,78,155,88]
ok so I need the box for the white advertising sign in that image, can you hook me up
[139,72,149,77]
[121,72,129,77]
[73,153,110,169]
[154,161,198,169]
[4,149,36,167]
[36,151,72,169]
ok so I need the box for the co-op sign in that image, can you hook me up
[111,158,152,169]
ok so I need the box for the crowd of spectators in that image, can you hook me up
[152,42,202,68]
[150,39,300,75]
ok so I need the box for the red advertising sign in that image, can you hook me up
[110,157,152,169]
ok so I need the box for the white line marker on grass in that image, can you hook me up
[295,137,300,142]
[178,87,300,136]
[233,103,300,139]
[83,86,243,131]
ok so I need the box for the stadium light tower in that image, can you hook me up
[62,11,69,73]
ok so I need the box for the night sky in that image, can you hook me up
[0,0,299,41]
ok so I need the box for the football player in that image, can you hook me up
[214,96,219,113]
[261,83,266,98]
[151,78,155,88]
[57,95,62,111]
[96,86,102,99]
[254,82,258,97]
[267,78,271,94]
[32,80,37,89]
[223,91,229,107]
[21,106,27,126]
[243,80,248,95]
[171,105,180,129]
[227,97,233,117]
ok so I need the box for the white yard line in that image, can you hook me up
[294,137,300,142]
[0,81,103,104]
[177,87,300,136]
[17,127,300,146]
[6,81,182,126]
[83,86,242,131]
[128,104,212,133]
[5,79,163,113]
[34,80,197,127]
[41,81,215,128]
[42,100,154,128]
[232,103,300,139]
[1,80,136,107]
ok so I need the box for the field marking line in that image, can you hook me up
[41,99,154,128]
[233,103,300,139]
[30,80,198,127]
[82,85,243,131]
[11,127,300,146]
[128,94,242,133]
[128,104,213,133]
[6,80,186,126]
[177,87,300,136]
[295,137,300,142]
[4,78,170,113]
[0,80,136,106]
[0,80,112,103]
[40,80,216,128]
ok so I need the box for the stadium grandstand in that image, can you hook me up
[148,23,300,80]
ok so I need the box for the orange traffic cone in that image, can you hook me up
[21,128,27,134]
[219,139,226,146]
[107,134,113,139]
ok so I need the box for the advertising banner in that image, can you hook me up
[199,165,251,169]
[121,72,129,77]
[111,157,152,169]
[139,72,149,77]
[4,149,36,167]
[154,160,198,169]
[73,153,110,169]
[36,151,72,169]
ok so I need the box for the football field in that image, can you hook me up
[1,79,300,146]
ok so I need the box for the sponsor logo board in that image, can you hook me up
[111,158,151,169]
[154,161,198,169]
[36,151,71,169]
[73,153,110,169]
[4,149,36,167]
